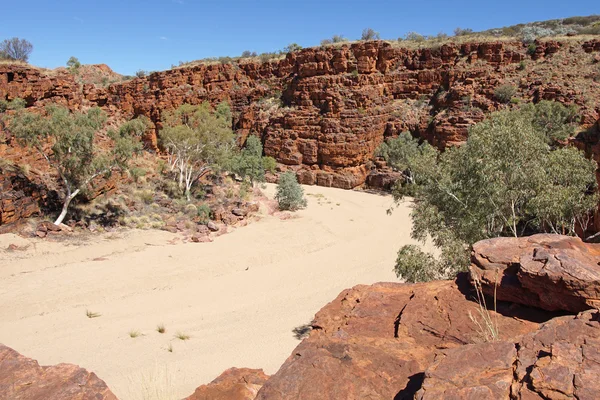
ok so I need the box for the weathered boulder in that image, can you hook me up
[185,367,269,400]
[470,234,600,312]
[254,278,550,400]
[0,344,116,400]
[417,309,600,399]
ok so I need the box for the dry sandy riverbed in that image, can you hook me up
[0,184,432,399]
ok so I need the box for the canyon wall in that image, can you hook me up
[2,39,599,189]
[1,39,599,227]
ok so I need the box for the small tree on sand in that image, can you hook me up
[6,105,143,225]
[275,172,307,211]
[161,102,236,201]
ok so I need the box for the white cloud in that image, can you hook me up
[159,36,168,41]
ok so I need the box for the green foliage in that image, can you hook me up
[321,35,348,45]
[377,132,437,197]
[0,37,33,62]
[527,43,537,56]
[0,98,26,113]
[161,102,235,201]
[5,105,141,224]
[241,50,257,58]
[275,172,307,211]
[393,245,439,283]
[196,203,211,223]
[66,56,81,71]
[230,135,276,184]
[494,84,517,103]
[361,28,380,41]
[454,27,474,36]
[405,32,426,42]
[135,70,147,78]
[284,43,303,53]
[519,100,579,143]
[388,102,598,281]
[262,156,277,174]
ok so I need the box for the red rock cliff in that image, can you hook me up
[1,39,599,189]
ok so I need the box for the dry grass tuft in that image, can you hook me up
[86,309,101,318]
[468,273,499,342]
[128,330,141,338]
[174,332,190,341]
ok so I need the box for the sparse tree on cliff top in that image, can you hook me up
[0,38,33,62]
[361,28,380,41]
[161,102,236,201]
[5,106,143,225]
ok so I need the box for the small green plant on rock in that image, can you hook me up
[494,84,517,104]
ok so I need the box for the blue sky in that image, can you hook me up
[1,0,598,75]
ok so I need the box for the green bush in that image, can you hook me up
[262,156,277,174]
[394,245,439,283]
[197,204,211,223]
[275,172,307,211]
[387,102,598,281]
[66,56,81,71]
[494,84,517,103]
[361,28,380,41]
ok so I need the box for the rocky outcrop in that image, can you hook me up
[0,165,56,231]
[2,39,599,193]
[417,309,600,399]
[180,234,600,400]
[254,278,550,400]
[185,368,269,400]
[0,344,116,400]
[470,234,600,312]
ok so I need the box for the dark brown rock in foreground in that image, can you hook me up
[0,344,116,400]
[254,279,550,400]
[185,367,269,400]
[417,309,600,399]
[470,233,600,312]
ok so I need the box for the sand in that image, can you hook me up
[0,184,432,399]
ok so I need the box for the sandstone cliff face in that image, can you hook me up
[2,39,599,192]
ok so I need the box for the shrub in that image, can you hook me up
[494,84,517,103]
[197,203,211,223]
[0,38,33,62]
[394,245,439,283]
[0,98,25,113]
[387,102,598,281]
[405,32,426,42]
[275,172,307,211]
[527,43,537,56]
[284,43,302,53]
[454,27,474,36]
[361,28,380,41]
[241,50,257,58]
[66,56,81,71]
[135,70,147,78]
[262,156,277,173]
[321,35,348,45]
